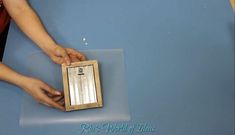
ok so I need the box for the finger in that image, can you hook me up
[66,48,86,61]
[76,52,86,61]
[55,47,71,65]
[42,96,65,111]
[58,99,65,106]
[61,50,71,65]
[47,93,53,97]
[71,50,86,61]
[47,90,64,97]
[48,92,64,100]
[70,55,80,62]
[52,95,64,102]
[64,56,71,65]
[51,56,64,65]
[41,83,61,96]
[42,102,51,107]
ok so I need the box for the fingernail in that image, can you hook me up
[55,91,61,95]
[66,60,70,65]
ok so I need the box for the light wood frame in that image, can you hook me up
[61,60,103,111]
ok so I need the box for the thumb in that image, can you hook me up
[41,83,61,96]
[55,48,70,65]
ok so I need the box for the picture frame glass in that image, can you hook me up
[67,65,97,106]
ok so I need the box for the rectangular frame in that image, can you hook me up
[62,60,103,111]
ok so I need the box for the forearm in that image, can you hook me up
[0,63,65,111]
[0,62,26,88]
[3,0,57,55]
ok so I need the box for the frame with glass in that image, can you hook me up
[61,60,103,111]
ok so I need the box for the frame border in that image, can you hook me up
[61,60,103,111]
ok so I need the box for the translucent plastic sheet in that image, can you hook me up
[20,49,130,126]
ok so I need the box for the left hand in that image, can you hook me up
[20,77,65,111]
[48,45,86,65]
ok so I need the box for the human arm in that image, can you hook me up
[3,0,86,64]
[0,62,65,111]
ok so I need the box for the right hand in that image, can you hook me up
[46,45,86,65]
[21,77,65,111]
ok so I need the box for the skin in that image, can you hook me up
[0,0,86,111]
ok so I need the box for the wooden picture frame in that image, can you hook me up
[61,60,103,111]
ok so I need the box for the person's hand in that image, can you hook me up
[21,77,65,111]
[47,45,86,65]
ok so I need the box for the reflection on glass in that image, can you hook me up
[67,65,97,105]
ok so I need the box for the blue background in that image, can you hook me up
[0,0,234,135]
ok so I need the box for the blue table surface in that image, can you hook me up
[0,0,234,135]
